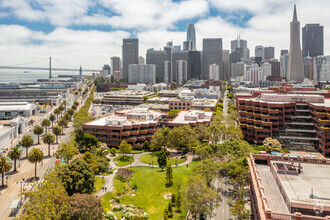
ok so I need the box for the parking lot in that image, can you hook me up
[90,104,132,118]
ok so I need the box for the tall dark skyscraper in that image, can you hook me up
[287,4,304,82]
[186,24,196,50]
[302,24,324,57]
[110,56,120,75]
[281,50,289,56]
[172,51,201,82]
[264,47,275,60]
[203,38,223,80]
[122,38,139,80]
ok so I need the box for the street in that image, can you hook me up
[0,84,90,220]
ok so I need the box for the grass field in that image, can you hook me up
[115,162,197,219]
[139,152,186,166]
[114,155,134,167]
[94,176,105,193]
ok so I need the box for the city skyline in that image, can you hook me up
[1,0,330,69]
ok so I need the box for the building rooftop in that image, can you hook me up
[168,110,213,125]
[85,108,165,127]
[0,102,35,111]
[278,163,330,207]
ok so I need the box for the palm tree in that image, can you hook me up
[49,114,56,128]
[73,101,79,107]
[41,119,50,134]
[59,105,65,118]
[28,149,44,180]
[8,147,22,172]
[58,118,68,135]
[54,108,61,122]
[62,100,67,112]
[42,133,55,156]
[0,156,12,187]
[71,105,77,111]
[52,126,62,144]
[33,125,44,144]
[21,135,34,158]
[67,109,74,121]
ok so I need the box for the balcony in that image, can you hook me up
[130,131,139,135]
[279,135,318,141]
[139,130,148,135]
[286,122,313,126]
[285,128,315,133]
[148,128,156,133]
[137,136,146,141]
[121,131,130,136]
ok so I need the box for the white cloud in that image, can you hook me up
[1,0,330,69]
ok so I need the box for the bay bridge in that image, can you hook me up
[0,57,100,78]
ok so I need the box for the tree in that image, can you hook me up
[77,133,98,153]
[8,147,22,172]
[68,109,75,120]
[157,148,167,171]
[73,101,79,106]
[110,148,117,156]
[167,109,180,119]
[62,100,67,112]
[41,119,51,134]
[33,125,44,144]
[57,159,95,196]
[143,140,150,151]
[168,202,173,218]
[0,156,12,186]
[168,126,198,150]
[59,105,65,117]
[71,105,77,111]
[69,193,103,220]
[164,209,168,220]
[118,140,132,156]
[171,194,176,207]
[18,171,70,220]
[165,164,173,185]
[64,112,71,122]
[21,135,34,158]
[176,192,182,210]
[263,137,282,153]
[54,108,61,122]
[55,142,79,163]
[82,152,98,174]
[52,126,62,144]
[150,127,169,150]
[183,175,219,220]
[28,148,44,180]
[58,118,68,135]
[192,159,220,186]
[49,114,56,128]
[42,133,55,157]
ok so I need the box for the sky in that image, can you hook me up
[0,0,329,70]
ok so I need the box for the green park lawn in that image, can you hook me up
[101,162,197,219]
[114,155,134,167]
[94,176,105,193]
[139,152,186,166]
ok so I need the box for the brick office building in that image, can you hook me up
[248,153,330,219]
[237,93,330,156]
[83,108,167,149]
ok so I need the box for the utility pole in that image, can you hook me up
[49,57,52,79]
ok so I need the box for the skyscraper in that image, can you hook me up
[110,56,120,75]
[146,48,167,82]
[264,47,275,60]
[231,36,249,59]
[231,36,247,52]
[302,24,324,57]
[186,24,196,50]
[203,38,223,80]
[222,50,230,80]
[287,4,304,82]
[280,50,289,56]
[255,45,264,60]
[122,38,139,80]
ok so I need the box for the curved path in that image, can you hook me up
[96,151,194,197]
